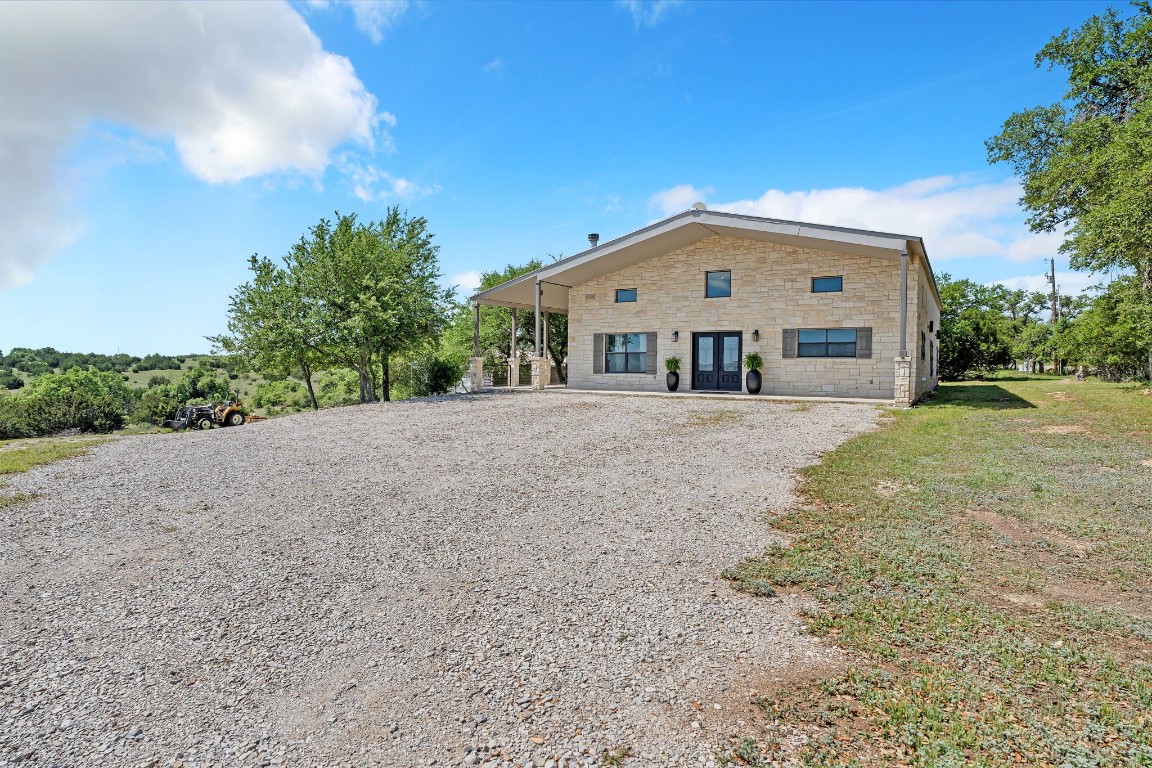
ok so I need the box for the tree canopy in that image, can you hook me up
[987,2,1152,377]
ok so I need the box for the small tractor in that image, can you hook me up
[162,398,250,431]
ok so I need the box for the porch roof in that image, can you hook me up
[470,208,940,313]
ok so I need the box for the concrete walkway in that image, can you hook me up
[491,385,894,406]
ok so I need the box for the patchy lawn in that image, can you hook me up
[724,375,1152,766]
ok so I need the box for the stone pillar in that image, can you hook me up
[508,355,520,387]
[531,356,549,390]
[470,357,485,392]
[894,357,913,406]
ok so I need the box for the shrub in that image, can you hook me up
[0,368,23,390]
[316,369,360,407]
[395,354,463,398]
[0,367,134,438]
[252,379,309,410]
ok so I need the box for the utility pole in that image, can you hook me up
[1047,256,1059,375]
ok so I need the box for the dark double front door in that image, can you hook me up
[692,332,742,391]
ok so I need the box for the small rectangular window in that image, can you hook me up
[604,332,647,373]
[705,270,731,298]
[615,288,637,303]
[797,328,857,357]
[812,276,843,293]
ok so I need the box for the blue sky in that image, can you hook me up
[0,0,1117,355]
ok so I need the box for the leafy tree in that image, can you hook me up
[290,209,450,402]
[987,2,1152,378]
[936,274,1013,380]
[210,255,324,410]
[1064,275,1152,379]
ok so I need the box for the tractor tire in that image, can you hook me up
[196,417,213,431]
[226,411,245,427]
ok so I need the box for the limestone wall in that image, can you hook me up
[566,234,932,399]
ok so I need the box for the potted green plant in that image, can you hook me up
[664,356,682,392]
[744,351,763,395]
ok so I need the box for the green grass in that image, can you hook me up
[0,436,108,509]
[724,375,1152,766]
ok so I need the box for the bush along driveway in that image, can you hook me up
[725,375,1152,766]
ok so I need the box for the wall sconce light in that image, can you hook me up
[672,330,679,342]
[752,329,760,342]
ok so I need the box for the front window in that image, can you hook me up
[798,328,857,357]
[705,270,731,298]
[605,333,647,373]
[615,288,637,303]
[812,276,843,293]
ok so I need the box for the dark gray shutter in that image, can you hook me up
[593,334,604,374]
[856,327,873,359]
[645,332,658,375]
[782,328,798,358]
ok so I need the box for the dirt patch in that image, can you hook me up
[1038,424,1089,435]
[874,480,918,496]
[1140,459,1152,468]
[963,509,1092,556]
[1048,392,1074,402]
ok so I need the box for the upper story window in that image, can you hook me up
[812,276,843,293]
[798,328,857,357]
[615,288,637,303]
[705,270,731,298]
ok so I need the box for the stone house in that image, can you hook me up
[469,207,941,405]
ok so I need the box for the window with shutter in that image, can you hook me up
[782,328,798,358]
[645,332,658,375]
[592,334,604,374]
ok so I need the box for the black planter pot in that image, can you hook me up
[666,371,680,392]
[746,369,762,395]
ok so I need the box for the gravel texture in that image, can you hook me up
[1,391,879,768]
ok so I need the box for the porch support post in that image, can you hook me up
[534,279,542,358]
[472,302,480,358]
[532,279,547,390]
[508,309,519,387]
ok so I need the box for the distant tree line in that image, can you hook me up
[936,273,1148,381]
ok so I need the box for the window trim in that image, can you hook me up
[604,332,648,374]
[704,270,732,299]
[614,288,637,303]
[811,275,843,293]
[797,328,858,358]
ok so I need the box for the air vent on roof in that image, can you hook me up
[588,233,599,247]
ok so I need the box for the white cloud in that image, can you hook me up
[648,184,712,216]
[653,176,1065,264]
[448,270,483,295]
[347,0,410,43]
[0,1,386,290]
[992,272,1098,296]
[482,59,504,73]
[340,159,440,202]
[618,0,686,27]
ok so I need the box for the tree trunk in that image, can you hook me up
[301,360,318,411]
[381,355,391,402]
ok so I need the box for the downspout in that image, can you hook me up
[899,249,909,358]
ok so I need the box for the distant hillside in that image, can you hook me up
[0,348,237,392]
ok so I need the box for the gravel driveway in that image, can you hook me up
[1,392,878,768]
